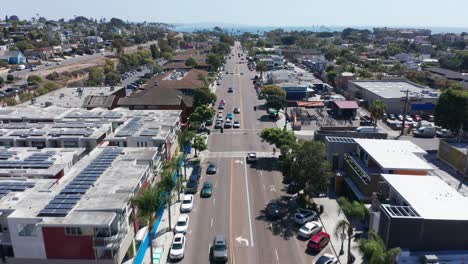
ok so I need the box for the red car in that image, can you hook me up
[307,232,330,252]
[220,100,226,104]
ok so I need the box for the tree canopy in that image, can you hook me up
[260,128,296,150]
[185,57,198,67]
[192,135,207,156]
[190,105,215,126]
[358,232,401,264]
[266,95,287,111]
[434,87,468,132]
[261,84,286,98]
[194,87,217,107]
[368,100,386,127]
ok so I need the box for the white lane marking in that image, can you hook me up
[208,244,211,255]
[275,249,279,262]
[244,161,254,247]
[260,170,263,176]
[213,198,216,205]
[210,218,214,227]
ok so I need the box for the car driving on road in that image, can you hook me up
[211,235,228,262]
[266,202,281,220]
[201,182,213,197]
[247,152,257,163]
[233,121,240,128]
[206,163,217,174]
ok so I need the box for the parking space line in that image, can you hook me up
[275,249,279,262]
[210,217,214,228]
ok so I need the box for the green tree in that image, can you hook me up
[162,52,173,60]
[15,40,34,51]
[358,232,401,264]
[104,71,121,86]
[282,140,332,198]
[434,87,468,132]
[6,74,14,83]
[27,75,42,85]
[192,135,207,157]
[112,38,126,57]
[0,76,4,86]
[19,92,33,102]
[150,44,159,59]
[131,186,164,264]
[185,57,198,67]
[326,70,337,85]
[255,61,267,79]
[266,95,287,112]
[260,128,296,150]
[87,67,105,86]
[102,60,115,74]
[335,220,355,264]
[337,197,368,221]
[261,84,286,98]
[190,105,215,126]
[206,53,222,71]
[159,171,176,231]
[368,100,386,127]
[193,87,217,107]
[177,129,195,179]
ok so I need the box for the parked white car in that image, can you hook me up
[314,253,338,264]
[169,233,186,261]
[175,214,189,234]
[297,221,322,238]
[181,194,194,212]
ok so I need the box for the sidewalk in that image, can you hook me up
[142,152,196,264]
[275,110,292,131]
[315,197,363,264]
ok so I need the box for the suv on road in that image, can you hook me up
[211,235,228,262]
[247,152,257,163]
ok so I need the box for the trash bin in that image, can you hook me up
[207,129,211,135]
[319,205,324,214]
[220,127,224,133]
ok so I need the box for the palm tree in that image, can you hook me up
[177,130,195,180]
[358,231,401,264]
[335,219,355,264]
[159,171,175,231]
[256,61,267,79]
[368,100,386,127]
[132,186,164,264]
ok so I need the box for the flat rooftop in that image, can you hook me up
[1,147,158,227]
[382,174,468,220]
[0,147,85,179]
[354,138,433,171]
[19,86,123,108]
[350,80,440,99]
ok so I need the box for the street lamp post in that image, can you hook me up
[339,233,345,255]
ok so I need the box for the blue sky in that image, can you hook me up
[2,0,468,28]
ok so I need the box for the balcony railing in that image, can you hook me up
[344,154,371,184]
[94,224,128,250]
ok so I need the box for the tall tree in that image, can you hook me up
[260,128,296,150]
[368,100,386,127]
[190,105,215,127]
[131,186,164,264]
[206,53,222,71]
[434,87,468,133]
[255,61,267,79]
[335,219,355,264]
[192,135,207,157]
[193,87,216,107]
[185,57,198,67]
[159,171,175,231]
[177,129,195,180]
[261,84,286,98]
[266,95,287,112]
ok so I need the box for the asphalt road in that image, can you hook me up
[178,42,335,264]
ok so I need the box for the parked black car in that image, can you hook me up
[185,180,198,194]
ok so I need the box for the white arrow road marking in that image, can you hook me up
[235,236,249,246]
[269,185,277,192]
[234,160,244,164]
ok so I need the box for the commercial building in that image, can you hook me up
[0,147,160,264]
[326,138,433,201]
[0,106,181,154]
[257,54,284,70]
[347,80,439,114]
[371,174,468,252]
[19,86,126,109]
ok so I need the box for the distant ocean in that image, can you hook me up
[173,25,468,35]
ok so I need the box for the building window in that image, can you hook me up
[17,224,38,237]
[65,227,83,236]
[144,142,148,147]
[137,142,140,147]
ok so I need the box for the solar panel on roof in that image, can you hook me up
[49,198,79,204]
[55,194,81,199]
[45,203,75,210]
[38,208,70,217]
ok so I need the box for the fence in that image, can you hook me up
[133,155,185,264]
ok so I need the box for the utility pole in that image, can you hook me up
[400,89,410,136]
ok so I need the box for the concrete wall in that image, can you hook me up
[8,217,46,259]
[42,227,95,259]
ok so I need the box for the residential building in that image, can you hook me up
[371,174,468,252]
[334,72,356,92]
[257,54,284,70]
[118,69,208,121]
[0,147,160,264]
[426,67,468,89]
[24,47,55,60]
[347,80,440,114]
[327,138,433,201]
[0,51,25,65]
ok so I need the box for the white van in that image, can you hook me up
[16,64,26,70]
[355,126,379,133]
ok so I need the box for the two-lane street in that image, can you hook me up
[179,42,335,264]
